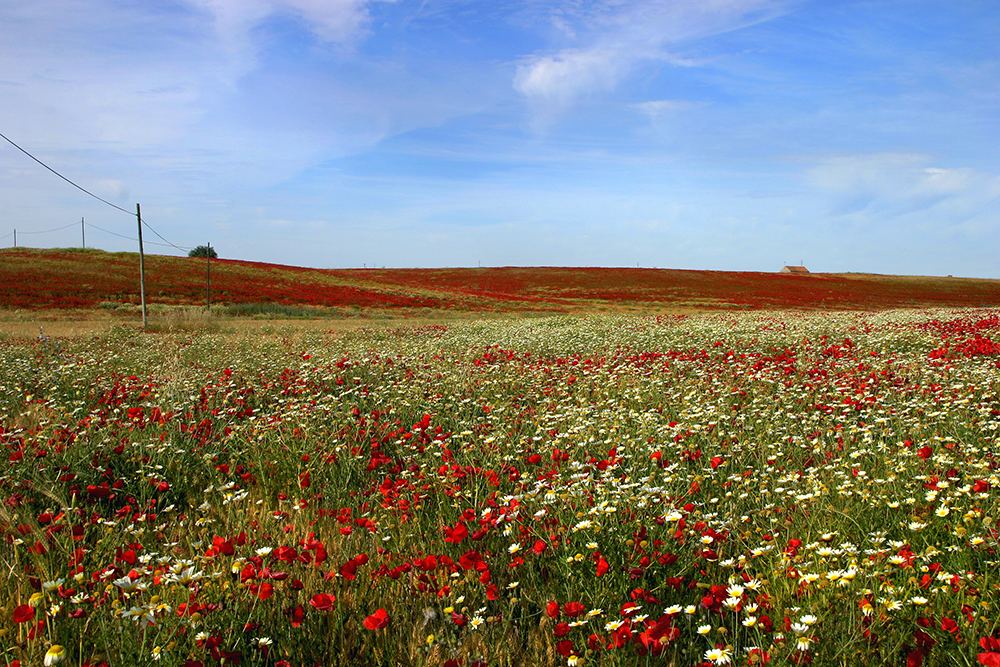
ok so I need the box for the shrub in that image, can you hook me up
[188,245,218,259]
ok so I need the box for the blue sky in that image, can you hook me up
[1,0,998,276]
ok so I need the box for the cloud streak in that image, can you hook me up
[188,0,372,68]
[514,0,785,121]
[806,153,1000,220]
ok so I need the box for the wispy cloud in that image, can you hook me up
[514,0,786,123]
[187,0,372,68]
[631,99,701,119]
[806,153,1000,219]
[0,0,473,194]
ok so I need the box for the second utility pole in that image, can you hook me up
[206,242,212,311]
[136,203,147,329]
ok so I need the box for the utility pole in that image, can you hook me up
[81,217,85,248]
[12,228,15,247]
[206,242,212,311]
[136,203,147,329]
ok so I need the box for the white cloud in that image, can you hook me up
[631,99,700,119]
[0,0,375,154]
[190,0,370,63]
[514,48,624,108]
[809,153,988,199]
[0,0,471,181]
[514,0,785,121]
[95,179,130,203]
[806,153,1000,221]
[0,0,488,248]
[283,0,370,42]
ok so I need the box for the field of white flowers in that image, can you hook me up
[2,309,999,666]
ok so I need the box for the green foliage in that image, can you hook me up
[221,302,322,318]
[188,244,217,259]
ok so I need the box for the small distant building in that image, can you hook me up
[781,265,810,274]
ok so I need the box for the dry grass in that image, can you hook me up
[0,306,534,340]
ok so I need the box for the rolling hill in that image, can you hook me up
[2,247,999,314]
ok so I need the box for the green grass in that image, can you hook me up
[220,302,331,318]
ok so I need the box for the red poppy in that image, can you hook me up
[13,604,34,623]
[255,582,274,600]
[274,546,297,563]
[364,608,390,631]
[443,522,468,544]
[908,648,927,667]
[637,616,680,655]
[309,593,336,612]
[339,554,369,581]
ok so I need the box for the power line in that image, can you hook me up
[0,220,174,249]
[1,129,192,253]
[0,130,134,216]
[85,221,178,249]
[142,220,191,252]
[17,221,79,235]
[86,221,135,242]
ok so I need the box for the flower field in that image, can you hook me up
[4,248,1000,314]
[2,309,1000,666]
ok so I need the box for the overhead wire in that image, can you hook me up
[142,221,191,252]
[0,129,192,252]
[85,222,177,248]
[17,221,79,235]
[84,221,136,242]
[0,131,134,216]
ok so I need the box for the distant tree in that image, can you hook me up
[189,245,217,259]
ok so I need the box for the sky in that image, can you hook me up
[1,0,998,276]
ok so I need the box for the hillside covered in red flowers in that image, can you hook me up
[2,248,999,313]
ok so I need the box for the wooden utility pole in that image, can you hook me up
[81,217,85,248]
[206,242,212,311]
[136,203,147,329]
